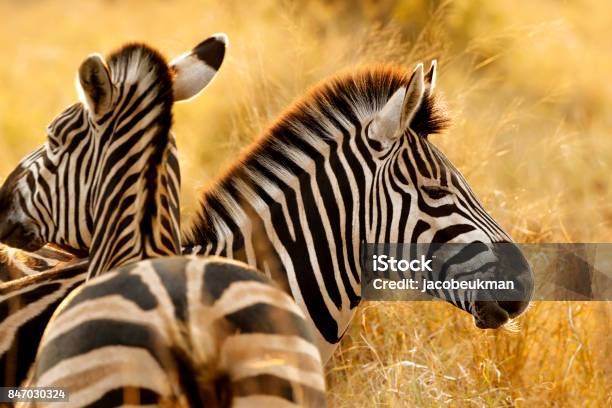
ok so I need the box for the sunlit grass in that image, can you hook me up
[328,301,610,406]
[0,0,610,406]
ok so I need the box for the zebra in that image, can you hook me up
[180,61,535,359]
[0,34,224,387]
[0,59,535,365]
[6,38,324,406]
[0,32,232,280]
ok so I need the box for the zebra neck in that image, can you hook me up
[184,136,367,323]
[86,137,181,279]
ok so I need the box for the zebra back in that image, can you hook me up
[21,258,325,407]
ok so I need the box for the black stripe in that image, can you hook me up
[152,258,189,321]
[232,374,325,405]
[202,260,268,301]
[437,241,490,281]
[61,271,158,313]
[36,319,165,374]
[223,303,312,342]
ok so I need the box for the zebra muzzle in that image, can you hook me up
[0,220,43,251]
[473,300,512,329]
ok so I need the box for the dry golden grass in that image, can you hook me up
[0,0,610,406]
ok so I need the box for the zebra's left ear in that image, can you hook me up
[77,54,113,115]
[371,63,425,142]
[170,33,227,102]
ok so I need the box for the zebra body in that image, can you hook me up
[1,57,534,369]
[0,38,193,387]
[21,257,325,407]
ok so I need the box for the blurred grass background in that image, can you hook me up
[0,0,610,406]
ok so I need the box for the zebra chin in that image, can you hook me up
[472,300,529,329]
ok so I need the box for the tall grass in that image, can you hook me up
[0,0,609,405]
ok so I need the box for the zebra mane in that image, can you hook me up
[93,43,179,272]
[105,42,174,106]
[185,65,450,243]
[279,64,449,137]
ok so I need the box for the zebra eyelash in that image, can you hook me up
[421,185,451,200]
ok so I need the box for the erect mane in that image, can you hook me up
[185,65,450,244]
[264,64,450,144]
[106,42,174,106]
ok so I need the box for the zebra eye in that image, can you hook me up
[421,186,451,200]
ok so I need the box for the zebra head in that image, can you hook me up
[0,35,227,257]
[366,61,534,329]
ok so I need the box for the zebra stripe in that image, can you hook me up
[21,258,325,407]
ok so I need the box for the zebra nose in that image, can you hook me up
[495,242,534,317]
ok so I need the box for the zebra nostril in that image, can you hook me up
[474,300,509,329]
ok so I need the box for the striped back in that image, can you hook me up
[24,257,326,407]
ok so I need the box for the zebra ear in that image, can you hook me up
[372,64,425,141]
[170,33,227,102]
[77,54,113,115]
[400,63,425,128]
[425,60,437,95]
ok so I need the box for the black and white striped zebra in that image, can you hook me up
[0,34,229,388]
[180,61,535,359]
[5,38,324,406]
[1,60,534,366]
